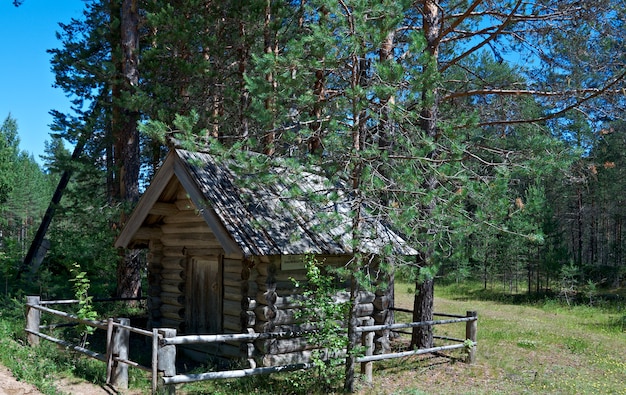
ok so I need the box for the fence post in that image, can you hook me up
[360,317,374,383]
[110,318,130,390]
[157,328,177,395]
[465,310,478,364]
[26,296,41,346]
[152,329,159,394]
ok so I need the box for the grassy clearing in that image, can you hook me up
[1,283,625,394]
[362,282,626,395]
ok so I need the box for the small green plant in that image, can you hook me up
[516,339,537,349]
[69,262,97,346]
[559,261,579,306]
[582,280,597,306]
[293,255,350,392]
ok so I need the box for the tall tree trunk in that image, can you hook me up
[113,0,142,299]
[379,29,397,345]
[344,23,369,391]
[411,0,441,350]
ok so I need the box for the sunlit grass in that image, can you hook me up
[385,281,626,394]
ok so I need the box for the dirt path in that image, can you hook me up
[0,364,124,395]
[0,365,42,395]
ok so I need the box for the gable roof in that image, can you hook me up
[116,148,416,257]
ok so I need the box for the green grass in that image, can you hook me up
[373,281,626,394]
[2,282,625,394]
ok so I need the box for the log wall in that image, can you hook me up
[247,255,383,366]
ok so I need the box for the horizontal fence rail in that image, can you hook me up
[26,295,477,394]
[25,296,156,392]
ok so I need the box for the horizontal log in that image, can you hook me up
[256,292,304,309]
[357,303,375,317]
[223,314,241,332]
[224,300,242,316]
[162,247,223,257]
[175,199,196,211]
[224,292,243,304]
[224,271,244,283]
[160,292,185,306]
[162,211,206,224]
[255,337,311,355]
[161,223,214,235]
[182,342,243,360]
[161,269,185,281]
[223,278,244,288]
[255,307,301,325]
[134,226,163,240]
[160,233,221,248]
[262,350,314,367]
[160,282,185,294]
[149,202,179,216]
[224,257,245,266]
[160,257,185,269]
[161,304,185,316]
[162,310,185,321]
[224,262,244,275]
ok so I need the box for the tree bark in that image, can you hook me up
[411,0,441,350]
[412,276,434,348]
[113,0,142,299]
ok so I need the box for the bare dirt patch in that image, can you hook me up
[0,365,41,395]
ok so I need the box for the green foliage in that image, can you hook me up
[293,255,350,391]
[0,115,19,205]
[69,263,97,341]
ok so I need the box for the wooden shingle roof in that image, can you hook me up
[116,148,416,257]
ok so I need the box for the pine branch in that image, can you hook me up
[440,0,523,73]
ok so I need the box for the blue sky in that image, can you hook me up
[0,0,85,164]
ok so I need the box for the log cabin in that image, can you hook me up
[115,148,415,365]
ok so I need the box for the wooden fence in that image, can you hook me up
[25,295,477,394]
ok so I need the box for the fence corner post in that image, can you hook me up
[26,296,41,346]
[157,328,177,395]
[111,318,130,390]
[465,310,478,364]
[360,317,374,384]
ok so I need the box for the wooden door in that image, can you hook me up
[185,256,222,334]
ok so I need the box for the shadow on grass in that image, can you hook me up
[436,281,625,308]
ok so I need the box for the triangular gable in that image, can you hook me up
[114,150,242,256]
